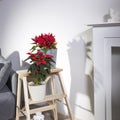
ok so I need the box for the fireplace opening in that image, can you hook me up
[112,47,120,120]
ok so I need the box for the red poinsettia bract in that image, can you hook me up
[32,33,56,49]
[27,51,53,66]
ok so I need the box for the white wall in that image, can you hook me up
[0,0,120,119]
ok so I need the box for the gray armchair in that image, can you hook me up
[0,55,18,120]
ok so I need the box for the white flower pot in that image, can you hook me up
[28,82,46,101]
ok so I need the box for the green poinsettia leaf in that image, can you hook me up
[30,45,38,52]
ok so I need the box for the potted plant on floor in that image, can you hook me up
[25,33,57,101]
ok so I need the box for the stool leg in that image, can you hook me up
[57,73,74,120]
[16,77,21,120]
[51,77,58,120]
[23,77,30,120]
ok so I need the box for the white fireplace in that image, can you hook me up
[88,23,120,120]
[105,38,120,120]
[112,47,120,120]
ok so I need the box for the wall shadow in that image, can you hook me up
[67,28,94,118]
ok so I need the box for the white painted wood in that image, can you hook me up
[92,24,120,120]
[88,22,120,27]
[104,38,120,120]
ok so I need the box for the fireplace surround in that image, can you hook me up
[88,23,120,120]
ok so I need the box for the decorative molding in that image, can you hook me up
[87,22,120,27]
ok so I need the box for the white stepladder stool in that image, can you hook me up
[15,68,74,120]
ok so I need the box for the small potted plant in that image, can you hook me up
[25,33,57,101]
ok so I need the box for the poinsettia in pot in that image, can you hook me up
[25,33,57,101]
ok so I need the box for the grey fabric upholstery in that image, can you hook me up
[7,69,18,95]
[0,85,15,120]
[0,55,18,120]
[0,56,12,90]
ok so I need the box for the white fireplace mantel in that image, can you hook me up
[88,22,120,120]
[88,22,120,27]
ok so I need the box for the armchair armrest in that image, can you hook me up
[7,70,18,96]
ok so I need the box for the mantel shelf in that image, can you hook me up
[87,22,120,27]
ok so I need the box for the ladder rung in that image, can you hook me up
[19,104,56,116]
[29,104,56,114]
[29,93,67,105]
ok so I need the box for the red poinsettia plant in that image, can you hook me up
[25,33,57,85]
[31,33,56,53]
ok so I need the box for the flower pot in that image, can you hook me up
[28,82,46,101]
[47,49,57,68]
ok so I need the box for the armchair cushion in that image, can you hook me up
[0,56,12,90]
[0,55,18,119]
[0,85,15,120]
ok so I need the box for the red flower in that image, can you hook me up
[32,33,56,49]
[36,61,41,65]
[45,54,53,59]
[40,60,46,64]
[35,69,39,74]
[25,33,57,85]
[27,51,49,65]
